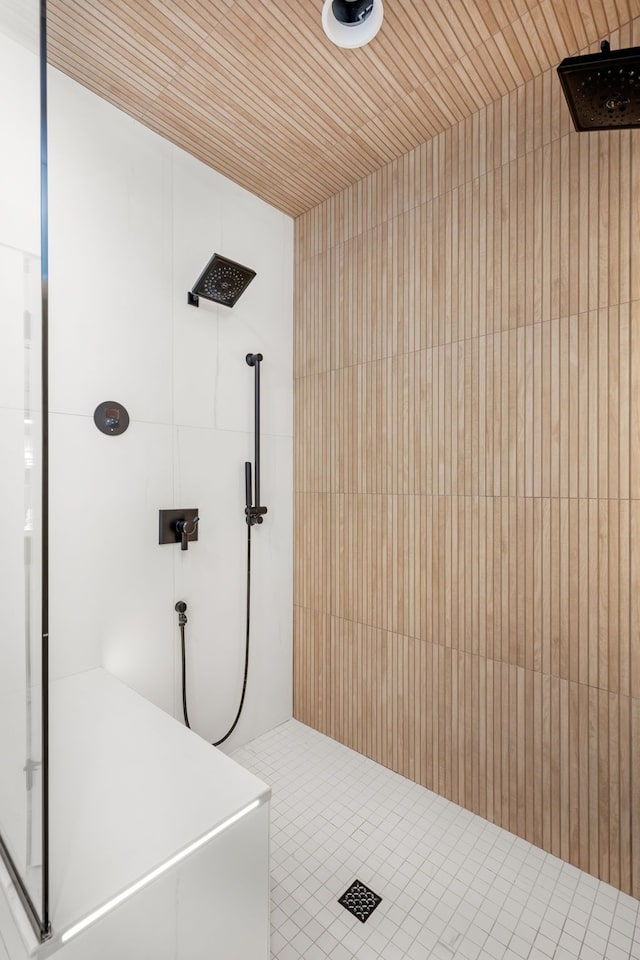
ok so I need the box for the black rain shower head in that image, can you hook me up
[557,40,640,131]
[187,253,256,308]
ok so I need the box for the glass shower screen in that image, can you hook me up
[0,0,49,940]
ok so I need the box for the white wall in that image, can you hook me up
[47,69,293,751]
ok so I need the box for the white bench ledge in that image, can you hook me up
[2,667,271,958]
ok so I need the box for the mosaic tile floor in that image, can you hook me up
[234,720,640,960]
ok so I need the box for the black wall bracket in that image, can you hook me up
[244,352,268,526]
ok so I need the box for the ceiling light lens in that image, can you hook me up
[322,0,384,48]
[332,0,373,25]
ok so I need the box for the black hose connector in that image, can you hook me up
[175,601,190,728]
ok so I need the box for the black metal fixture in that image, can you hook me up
[245,353,267,526]
[93,401,130,436]
[175,351,266,749]
[322,0,383,47]
[174,601,190,729]
[158,509,200,551]
[557,40,640,130]
[187,253,256,308]
[338,880,383,923]
[332,0,374,25]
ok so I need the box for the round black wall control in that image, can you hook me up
[93,401,130,436]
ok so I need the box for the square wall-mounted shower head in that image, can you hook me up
[557,44,640,130]
[188,254,256,308]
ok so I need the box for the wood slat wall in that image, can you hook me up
[47,0,640,217]
[294,19,640,896]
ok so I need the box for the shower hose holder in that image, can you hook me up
[245,353,268,526]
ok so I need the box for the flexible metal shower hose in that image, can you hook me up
[177,520,252,747]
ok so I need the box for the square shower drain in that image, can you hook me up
[338,879,382,923]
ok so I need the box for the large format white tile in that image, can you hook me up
[171,147,227,431]
[245,434,293,739]
[175,331,292,439]
[0,408,27,663]
[0,248,37,412]
[171,301,222,431]
[0,32,40,256]
[172,145,293,435]
[212,198,293,438]
[47,69,173,423]
[171,146,224,305]
[0,248,24,412]
[0,409,29,882]
[49,413,175,704]
[214,297,293,439]
[44,68,293,763]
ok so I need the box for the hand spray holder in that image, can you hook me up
[245,353,268,526]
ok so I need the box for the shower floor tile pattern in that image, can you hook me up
[233,721,640,960]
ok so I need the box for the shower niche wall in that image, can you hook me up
[0,0,48,942]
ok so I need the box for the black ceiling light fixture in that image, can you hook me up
[187,253,256,308]
[322,0,384,48]
[557,40,640,131]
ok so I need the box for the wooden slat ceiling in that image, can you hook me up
[47,0,640,217]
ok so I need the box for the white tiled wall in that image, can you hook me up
[47,69,293,750]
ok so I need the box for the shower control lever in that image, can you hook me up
[158,508,200,550]
[176,516,199,550]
